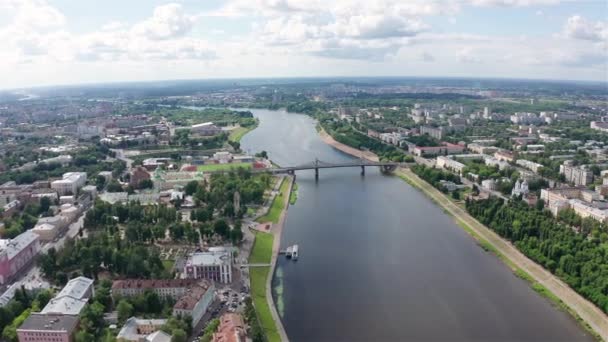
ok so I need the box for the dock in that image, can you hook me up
[279,244,299,260]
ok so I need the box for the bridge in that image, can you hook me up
[263,158,403,180]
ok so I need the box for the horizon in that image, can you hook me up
[0,1,607,89]
[3,74,608,93]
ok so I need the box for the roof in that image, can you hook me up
[41,296,87,315]
[192,122,215,128]
[18,313,79,332]
[186,250,231,267]
[33,223,56,232]
[146,330,172,342]
[173,280,213,311]
[112,279,196,291]
[117,317,167,341]
[55,276,94,301]
[0,231,39,260]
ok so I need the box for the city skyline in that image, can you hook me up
[0,0,607,89]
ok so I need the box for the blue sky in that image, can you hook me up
[0,0,606,89]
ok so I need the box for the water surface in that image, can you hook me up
[241,108,591,342]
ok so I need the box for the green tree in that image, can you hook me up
[117,300,134,324]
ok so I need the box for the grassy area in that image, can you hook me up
[162,260,175,272]
[289,183,298,205]
[229,122,258,142]
[397,168,602,341]
[256,178,290,224]
[249,232,281,342]
[197,162,252,172]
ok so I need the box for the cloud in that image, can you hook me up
[420,51,435,62]
[468,0,560,7]
[457,47,481,63]
[132,3,196,40]
[563,15,608,42]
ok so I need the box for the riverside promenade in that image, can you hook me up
[266,175,293,342]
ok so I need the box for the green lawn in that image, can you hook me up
[197,162,252,172]
[162,260,175,272]
[249,232,281,342]
[289,183,298,205]
[228,124,257,142]
[256,178,289,223]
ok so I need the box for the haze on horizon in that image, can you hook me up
[0,0,607,90]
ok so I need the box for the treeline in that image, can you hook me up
[411,165,461,189]
[466,197,608,314]
[320,118,408,161]
[0,144,125,185]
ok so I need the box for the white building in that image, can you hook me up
[560,162,593,186]
[515,159,544,173]
[511,179,529,197]
[51,172,87,196]
[184,247,233,284]
[213,151,233,164]
[436,156,466,174]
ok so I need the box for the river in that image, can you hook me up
[240,108,591,342]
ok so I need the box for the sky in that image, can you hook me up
[0,0,606,89]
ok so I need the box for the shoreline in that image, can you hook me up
[318,127,380,162]
[396,168,607,341]
[266,176,291,342]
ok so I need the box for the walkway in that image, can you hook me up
[399,167,608,341]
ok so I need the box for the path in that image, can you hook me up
[399,167,608,341]
[266,175,292,342]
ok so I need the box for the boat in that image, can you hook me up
[285,246,293,259]
[292,244,299,260]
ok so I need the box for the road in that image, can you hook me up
[399,167,608,341]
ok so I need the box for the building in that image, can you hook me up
[40,155,72,166]
[40,276,94,316]
[152,169,206,191]
[191,122,221,136]
[419,126,446,140]
[213,151,233,164]
[17,313,79,342]
[560,162,593,186]
[51,172,87,196]
[436,156,466,174]
[511,179,529,197]
[590,121,608,133]
[212,313,247,342]
[467,143,498,155]
[173,280,215,326]
[569,199,608,223]
[0,231,40,284]
[510,112,544,125]
[515,159,544,173]
[130,166,151,187]
[184,248,233,283]
[111,279,197,300]
[116,317,168,342]
[411,143,465,157]
[494,150,515,163]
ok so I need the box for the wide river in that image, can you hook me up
[240,108,591,342]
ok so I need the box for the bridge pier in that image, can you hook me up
[361,165,365,176]
[314,167,319,181]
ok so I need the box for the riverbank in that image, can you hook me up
[248,175,292,342]
[318,127,379,162]
[229,119,259,142]
[397,167,608,341]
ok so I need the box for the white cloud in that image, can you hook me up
[468,0,560,7]
[457,47,482,63]
[563,15,608,42]
[132,3,195,40]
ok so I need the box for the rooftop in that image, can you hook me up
[174,280,213,311]
[0,231,39,260]
[18,313,79,332]
[117,317,167,341]
[56,276,94,301]
[41,296,87,316]
[186,249,231,267]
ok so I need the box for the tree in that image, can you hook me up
[117,300,134,324]
[95,175,106,190]
[75,330,95,342]
[172,329,187,342]
[39,196,51,214]
[107,180,123,192]
[213,219,229,238]
[184,181,199,196]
